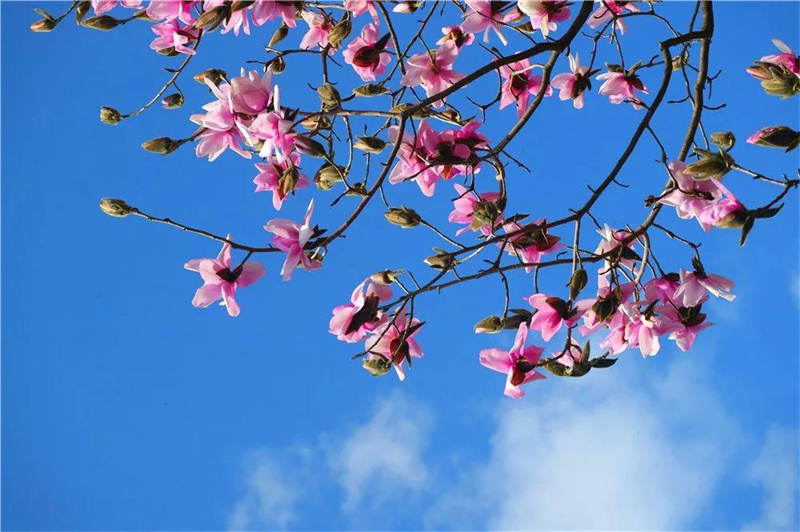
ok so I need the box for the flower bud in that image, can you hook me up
[75,1,92,23]
[470,200,500,230]
[362,355,392,377]
[269,22,289,46]
[194,68,227,86]
[141,137,179,155]
[714,209,748,229]
[758,64,800,98]
[30,17,56,32]
[81,15,120,31]
[474,316,503,334]
[193,5,229,31]
[268,56,286,74]
[424,250,455,270]
[502,309,532,330]
[385,207,421,228]
[99,106,122,125]
[279,165,299,196]
[352,83,390,97]
[314,164,345,190]
[684,148,734,179]
[568,268,588,301]
[231,0,255,12]
[354,136,387,154]
[161,93,184,109]
[317,83,341,110]
[371,269,403,285]
[99,198,135,217]
[295,135,327,158]
[710,131,736,150]
[327,15,351,48]
[746,126,800,152]
[301,114,332,131]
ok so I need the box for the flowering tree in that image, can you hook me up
[31,0,799,398]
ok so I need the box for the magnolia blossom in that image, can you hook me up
[449,184,501,236]
[264,200,322,281]
[527,294,591,341]
[644,273,680,303]
[248,86,297,161]
[401,41,464,108]
[364,314,423,380]
[437,25,475,48]
[146,0,196,24]
[501,218,564,272]
[579,283,636,336]
[696,180,746,230]
[659,301,713,352]
[517,0,571,38]
[344,0,379,22]
[184,237,265,317]
[330,278,392,342]
[596,70,648,109]
[91,0,140,15]
[499,58,552,117]
[658,161,724,231]
[461,0,520,46]
[342,24,392,82]
[479,323,545,398]
[674,268,735,307]
[758,38,800,74]
[551,53,591,109]
[202,0,297,36]
[149,20,199,55]
[299,10,333,50]
[594,224,638,272]
[586,0,639,34]
[253,153,309,210]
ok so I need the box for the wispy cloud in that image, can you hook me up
[743,425,800,531]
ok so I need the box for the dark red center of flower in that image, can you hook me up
[389,337,410,365]
[510,73,530,96]
[216,266,242,283]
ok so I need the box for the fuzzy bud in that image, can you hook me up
[301,114,332,132]
[314,164,345,190]
[99,198,134,218]
[710,131,736,150]
[268,56,286,74]
[327,15,352,48]
[354,136,387,154]
[193,68,227,86]
[385,207,421,228]
[474,316,504,334]
[684,148,734,180]
[161,93,184,109]
[371,269,403,285]
[352,83,390,97]
[362,355,392,377]
[317,83,341,111]
[269,22,289,46]
[193,5,229,31]
[81,15,120,31]
[99,106,122,125]
[295,135,327,158]
[141,137,179,155]
[568,268,588,301]
[30,17,56,32]
[746,126,800,152]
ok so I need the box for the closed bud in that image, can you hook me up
[503,309,533,330]
[759,65,800,98]
[746,126,800,152]
[371,269,403,285]
[161,93,184,109]
[81,15,120,31]
[75,1,92,23]
[268,56,286,73]
[193,5,229,31]
[317,82,341,110]
[141,137,179,155]
[568,268,588,301]
[99,198,135,217]
[710,131,736,150]
[314,164,346,190]
[390,103,433,117]
[475,316,504,334]
[231,0,256,12]
[424,249,455,270]
[194,68,227,85]
[295,135,327,158]
[684,148,734,179]
[99,106,122,125]
[301,114,332,131]
[279,165,299,196]
[269,22,289,46]
[470,200,500,230]
[362,355,392,377]
[30,17,56,32]
[385,206,421,228]
[327,15,351,47]
[352,83,390,97]
[354,136,387,154]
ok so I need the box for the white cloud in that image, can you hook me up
[743,425,800,531]
[228,450,303,531]
[329,390,432,510]
[427,356,742,530]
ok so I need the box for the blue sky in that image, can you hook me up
[2,1,799,530]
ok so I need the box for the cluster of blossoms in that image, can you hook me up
[40,1,796,399]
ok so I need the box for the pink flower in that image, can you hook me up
[551,53,591,109]
[659,301,713,352]
[517,0,571,38]
[579,283,636,336]
[330,278,393,343]
[547,341,583,371]
[190,80,252,161]
[501,218,564,272]
[364,313,423,380]
[674,268,735,307]
[184,237,265,317]
[594,224,638,271]
[342,24,393,82]
[619,302,682,357]
[658,161,724,231]
[758,38,800,74]
[596,69,648,109]
[461,0,520,46]
[229,69,273,115]
[91,0,140,16]
[146,0,196,23]
[344,0,379,23]
[299,10,333,50]
[253,152,309,210]
[248,87,297,161]
[499,58,552,117]
[264,200,322,281]
[449,184,501,236]
[150,19,199,56]
[528,294,592,341]
[250,0,297,28]
[401,41,464,108]
[586,1,639,34]
[696,180,747,230]
[479,323,545,399]
[437,26,475,48]
[644,273,680,303]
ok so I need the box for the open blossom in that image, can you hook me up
[461,0,520,46]
[586,0,639,34]
[579,283,636,336]
[551,53,591,109]
[249,87,297,161]
[344,0,379,22]
[659,300,713,352]
[91,0,140,16]
[596,69,648,109]
[644,273,681,303]
[594,224,638,271]
[757,38,800,74]
[659,160,724,230]
[674,268,735,307]
[363,314,423,380]
[517,0,571,38]
[184,237,265,317]
[527,294,592,341]
[146,0,196,24]
[202,0,297,36]
[253,152,309,210]
[479,323,545,399]
[229,69,273,115]
[401,41,464,108]
[149,19,199,55]
[449,184,501,236]
[330,278,393,343]
[499,58,552,117]
[264,200,322,281]
[696,180,747,230]
[618,303,683,357]
[342,24,392,82]
[438,25,475,48]
[299,10,333,50]
[501,218,564,272]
